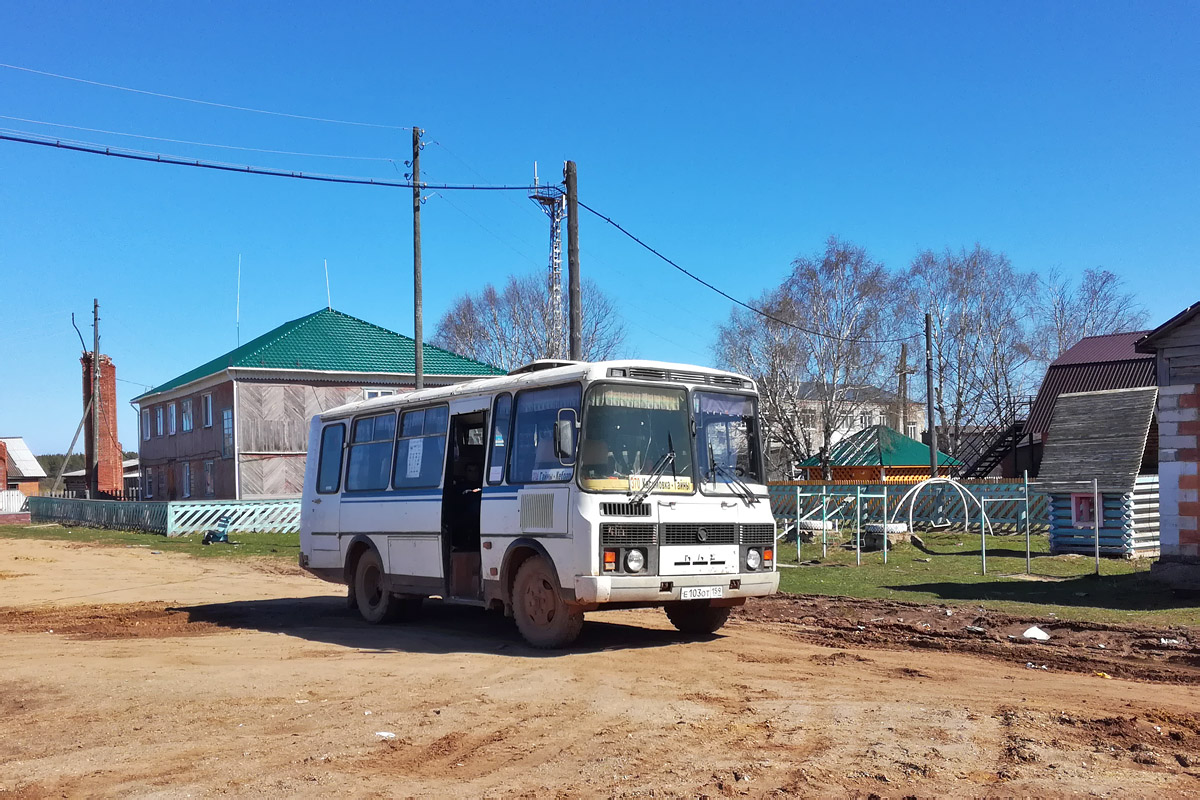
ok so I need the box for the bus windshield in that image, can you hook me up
[694,392,763,490]
[579,384,693,493]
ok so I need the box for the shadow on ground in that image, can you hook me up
[175,595,707,656]
[888,571,1200,612]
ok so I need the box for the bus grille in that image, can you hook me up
[740,524,776,545]
[600,502,651,517]
[601,523,657,547]
[623,367,749,389]
[662,523,737,545]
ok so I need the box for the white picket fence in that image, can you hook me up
[29,496,301,537]
[1,490,29,514]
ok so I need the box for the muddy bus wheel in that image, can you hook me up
[354,549,401,624]
[665,602,731,635]
[512,556,583,649]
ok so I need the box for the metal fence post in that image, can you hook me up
[794,486,801,563]
[882,484,889,565]
[1093,478,1101,575]
[821,484,828,559]
[980,496,988,576]
[1023,470,1031,575]
[855,484,862,566]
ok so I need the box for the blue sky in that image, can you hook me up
[1,2,1197,455]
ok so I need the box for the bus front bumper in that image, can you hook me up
[573,570,779,605]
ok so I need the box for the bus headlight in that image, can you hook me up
[625,548,646,573]
[746,548,762,571]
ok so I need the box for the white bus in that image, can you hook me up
[299,359,778,647]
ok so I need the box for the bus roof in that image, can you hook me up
[317,359,756,421]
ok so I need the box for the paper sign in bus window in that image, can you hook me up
[406,438,424,478]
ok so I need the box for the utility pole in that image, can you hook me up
[564,160,581,361]
[91,298,100,498]
[897,342,914,434]
[412,128,424,390]
[925,312,938,478]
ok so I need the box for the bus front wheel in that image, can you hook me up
[512,556,583,648]
[665,602,731,635]
[354,549,420,624]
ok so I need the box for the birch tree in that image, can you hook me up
[1033,267,1149,361]
[433,274,625,372]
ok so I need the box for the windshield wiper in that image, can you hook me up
[630,449,675,504]
[708,444,758,505]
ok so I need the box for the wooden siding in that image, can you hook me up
[1048,476,1159,558]
[138,380,236,500]
[1038,386,1158,494]
[1154,324,1200,385]
[235,381,397,497]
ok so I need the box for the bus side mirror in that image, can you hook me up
[554,409,577,463]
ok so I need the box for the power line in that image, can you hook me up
[576,199,920,345]
[0,132,537,191]
[0,115,398,161]
[0,62,410,130]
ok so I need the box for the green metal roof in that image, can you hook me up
[798,425,961,468]
[135,308,503,400]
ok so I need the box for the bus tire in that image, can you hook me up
[512,556,583,648]
[354,548,401,624]
[664,602,731,635]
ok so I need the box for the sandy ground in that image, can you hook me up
[3,538,1200,798]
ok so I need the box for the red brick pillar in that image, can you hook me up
[0,440,8,488]
[81,353,124,496]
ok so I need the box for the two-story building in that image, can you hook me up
[133,308,503,500]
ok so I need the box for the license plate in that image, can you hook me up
[680,585,724,600]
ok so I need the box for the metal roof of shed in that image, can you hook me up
[798,425,960,468]
[1,437,47,479]
[134,308,504,401]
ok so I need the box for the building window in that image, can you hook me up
[182,462,192,498]
[222,409,234,458]
[145,469,154,498]
[155,407,164,437]
[142,409,151,441]
[1071,493,1100,528]
[859,413,872,429]
[347,412,397,491]
[204,460,215,496]
[906,423,918,439]
[181,399,193,432]
[393,406,448,489]
[202,394,213,428]
[364,388,396,400]
[168,403,177,435]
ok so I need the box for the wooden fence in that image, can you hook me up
[1,490,29,514]
[768,481,1049,530]
[28,496,301,537]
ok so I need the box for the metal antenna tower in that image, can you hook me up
[530,162,567,359]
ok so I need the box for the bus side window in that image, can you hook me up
[488,394,512,485]
[316,423,345,494]
[394,405,449,489]
[346,412,396,491]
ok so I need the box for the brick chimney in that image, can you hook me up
[81,353,123,495]
[0,439,8,489]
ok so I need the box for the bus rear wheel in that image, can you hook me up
[354,549,420,624]
[512,556,583,649]
[665,602,731,635]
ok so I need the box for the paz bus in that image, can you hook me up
[299,359,779,648]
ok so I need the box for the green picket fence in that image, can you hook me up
[29,496,301,537]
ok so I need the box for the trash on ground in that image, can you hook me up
[150,551,163,555]
[1023,626,1051,641]
[966,625,986,634]
[1093,672,1113,679]
[1161,638,1181,645]
[375,732,396,740]
[1026,662,1049,670]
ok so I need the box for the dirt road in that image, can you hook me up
[3,538,1200,798]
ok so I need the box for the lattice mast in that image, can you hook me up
[530,163,567,359]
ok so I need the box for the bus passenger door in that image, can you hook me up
[443,411,487,599]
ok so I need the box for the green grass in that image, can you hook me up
[776,529,1200,627]
[0,524,298,560]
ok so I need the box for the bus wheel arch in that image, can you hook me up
[500,539,555,616]
[511,553,584,648]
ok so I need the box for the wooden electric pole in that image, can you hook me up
[897,342,910,433]
[925,313,938,478]
[90,298,100,498]
[412,128,424,390]
[564,160,581,361]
